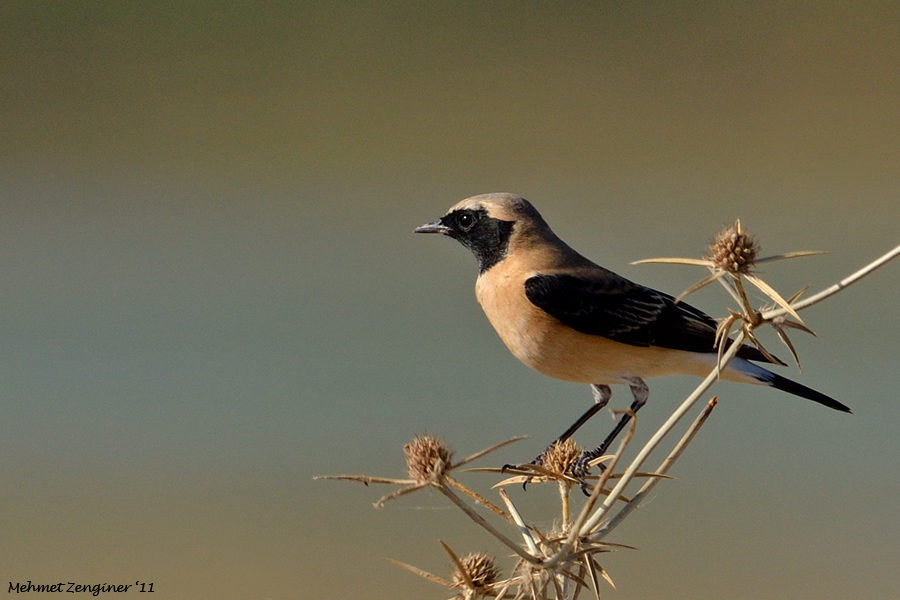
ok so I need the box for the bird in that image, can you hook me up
[414,192,850,481]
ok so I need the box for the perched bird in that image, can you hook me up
[415,193,849,477]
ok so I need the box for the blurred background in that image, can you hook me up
[1,2,898,598]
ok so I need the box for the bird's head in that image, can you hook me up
[414,193,550,273]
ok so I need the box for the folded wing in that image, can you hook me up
[524,271,779,363]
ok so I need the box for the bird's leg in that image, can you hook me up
[574,378,649,494]
[533,384,611,464]
[554,384,612,446]
[503,384,611,488]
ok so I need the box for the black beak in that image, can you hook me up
[414,219,451,235]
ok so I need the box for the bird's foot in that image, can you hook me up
[500,450,547,491]
[572,449,606,496]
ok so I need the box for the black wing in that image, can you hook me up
[525,271,773,360]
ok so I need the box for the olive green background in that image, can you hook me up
[1,2,898,599]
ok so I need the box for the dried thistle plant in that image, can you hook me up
[315,434,522,518]
[319,407,676,599]
[710,219,759,275]
[386,542,510,600]
[634,219,826,368]
[404,434,454,484]
[451,550,502,592]
[318,234,900,599]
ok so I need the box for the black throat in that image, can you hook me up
[460,217,514,273]
[439,207,515,273]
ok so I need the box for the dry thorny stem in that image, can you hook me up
[317,228,899,599]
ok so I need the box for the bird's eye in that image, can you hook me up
[457,212,476,231]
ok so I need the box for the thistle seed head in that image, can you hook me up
[404,434,453,484]
[710,220,759,274]
[542,439,581,477]
[451,552,501,591]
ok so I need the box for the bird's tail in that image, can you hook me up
[730,358,851,413]
[762,371,851,412]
